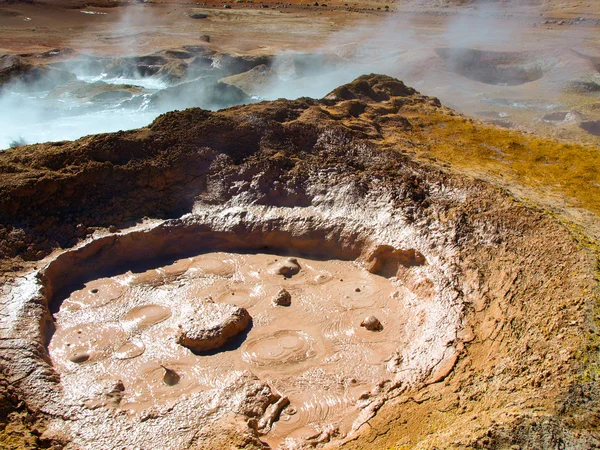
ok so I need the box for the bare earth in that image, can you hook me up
[0,1,600,450]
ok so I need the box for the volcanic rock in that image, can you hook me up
[176,302,251,352]
[272,288,291,306]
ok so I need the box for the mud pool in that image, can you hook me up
[2,73,597,449]
[48,251,423,445]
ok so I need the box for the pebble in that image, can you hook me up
[361,316,383,331]
[273,288,292,306]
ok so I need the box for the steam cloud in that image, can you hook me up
[0,0,596,149]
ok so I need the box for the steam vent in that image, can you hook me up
[0,75,599,449]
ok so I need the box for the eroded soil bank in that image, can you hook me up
[0,75,599,449]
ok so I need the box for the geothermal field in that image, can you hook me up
[0,1,600,449]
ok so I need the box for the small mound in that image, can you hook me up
[242,330,316,367]
[325,74,417,102]
[272,257,301,277]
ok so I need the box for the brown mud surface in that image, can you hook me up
[49,252,418,445]
[0,74,599,449]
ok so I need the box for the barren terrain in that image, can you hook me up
[0,1,599,449]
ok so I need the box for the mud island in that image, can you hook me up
[1,1,600,449]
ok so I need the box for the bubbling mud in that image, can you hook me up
[436,48,544,86]
[243,330,317,367]
[543,111,570,122]
[581,120,600,136]
[48,251,415,443]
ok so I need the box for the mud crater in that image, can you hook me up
[436,48,544,86]
[543,111,570,122]
[581,120,600,136]
[39,209,451,447]
[25,175,462,449]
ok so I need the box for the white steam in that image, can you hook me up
[0,0,597,149]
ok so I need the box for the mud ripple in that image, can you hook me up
[310,272,335,286]
[114,340,146,360]
[242,330,316,367]
[334,281,381,308]
[120,304,172,332]
[270,391,356,440]
[188,255,235,277]
[61,278,124,310]
[50,323,127,366]
[322,311,356,344]
[122,361,207,411]
[216,285,261,309]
